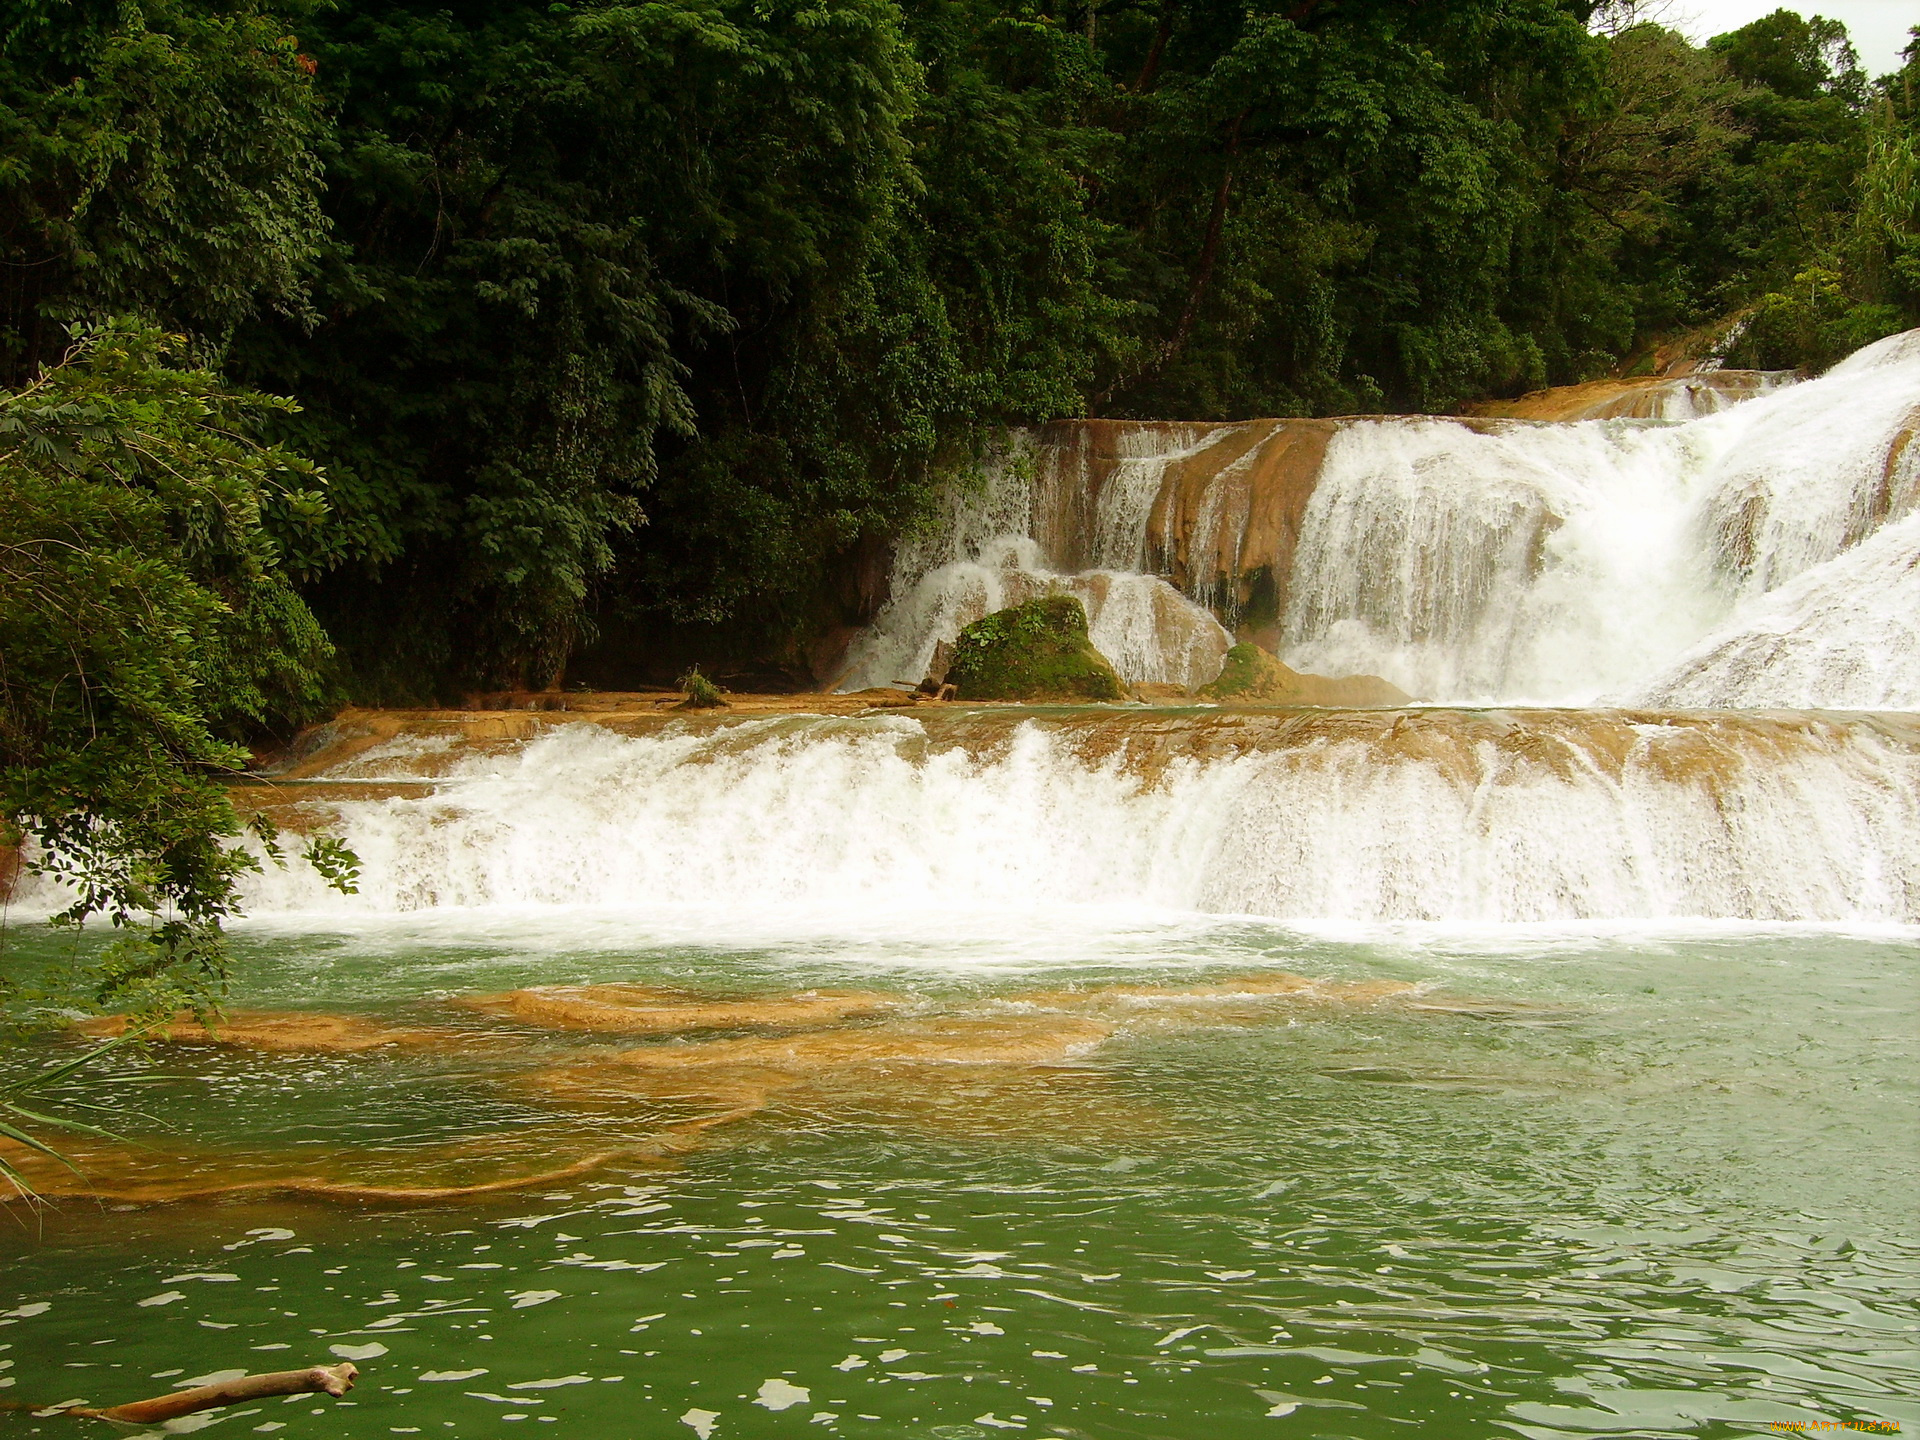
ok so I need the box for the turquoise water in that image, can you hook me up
[3,914,1916,1439]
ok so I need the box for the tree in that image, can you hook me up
[1,320,352,1034]
[231,0,931,693]
[1715,18,1918,367]
[0,0,329,382]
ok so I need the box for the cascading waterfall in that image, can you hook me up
[228,711,1920,925]
[1636,508,1920,709]
[842,331,1920,707]
[1594,369,1796,420]
[17,332,1911,933]
[1284,332,1918,704]
[835,429,1235,692]
[1279,418,1725,701]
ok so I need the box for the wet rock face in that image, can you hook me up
[1198,642,1409,707]
[1031,417,1338,636]
[1468,369,1795,421]
[946,595,1126,702]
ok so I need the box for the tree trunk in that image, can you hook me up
[1164,108,1248,368]
[1134,10,1172,92]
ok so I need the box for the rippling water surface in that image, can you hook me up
[3,912,1915,1439]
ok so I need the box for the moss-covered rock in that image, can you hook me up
[947,595,1126,702]
[1198,642,1409,706]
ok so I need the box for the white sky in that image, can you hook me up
[1667,0,1917,76]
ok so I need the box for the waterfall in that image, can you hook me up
[1278,419,1722,702]
[842,330,1919,707]
[835,431,1234,692]
[1692,330,1920,600]
[231,713,1920,924]
[22,335,1915,935]
[1282,332,1919,704]
[1635,508,1920,709]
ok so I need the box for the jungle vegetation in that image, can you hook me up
[0,0,1917,1014]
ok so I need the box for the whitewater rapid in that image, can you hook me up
[843,331,1920,707]
[225,711,1920,926]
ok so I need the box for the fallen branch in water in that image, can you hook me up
[47,1363,358,1424]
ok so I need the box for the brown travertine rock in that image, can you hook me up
[235,706,1920,843]
[1468,370,1783,421]
[0,1133,656,1206]
[461,984,900,1034]
[606,1016,1115,1073]
[842,686,921,707]
[1197,641,1409,707]
[1033,418,1336,625]
[1855,403,1920,546]
[76,1011,456,1053]
[1005,971,1419,1012]
[1130,682,1192,703]
[530,1038,1166,1149]
[1026,415,1563,643]
[15,959,1559,1207]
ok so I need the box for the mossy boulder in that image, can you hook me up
[947,595,1126,702]
[1199,642,1409,706]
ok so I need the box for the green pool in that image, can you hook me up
[4,914,1915,1439]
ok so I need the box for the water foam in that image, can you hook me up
[1280,419,1721,701]
[1283,333,1920,703]
[235,717,1920,925]
[1634,509,1920,709]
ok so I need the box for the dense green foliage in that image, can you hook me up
[947,593,1124,701]
[0,0,328,374]
[1709,17,1920,367]
[2,0,1917,696]
[0,321,351,1028]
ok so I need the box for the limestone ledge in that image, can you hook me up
[238,700,1920,813]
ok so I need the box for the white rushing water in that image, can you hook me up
[1287,334,1919,704]
[1639,508,1920,709]
[844,331,1920,707]
[1281,418,1725,701]
[232,718,1920,925]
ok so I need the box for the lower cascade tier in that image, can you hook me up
[215,706,1920,925]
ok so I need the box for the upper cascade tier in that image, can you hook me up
[1467,367,1795,421]
[210,707,1920,925]
[841,332,1920,708]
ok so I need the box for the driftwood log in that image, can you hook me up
[63,1363,357,1423]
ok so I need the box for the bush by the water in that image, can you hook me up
[676,668,727,709]
[947,596,1125,703]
